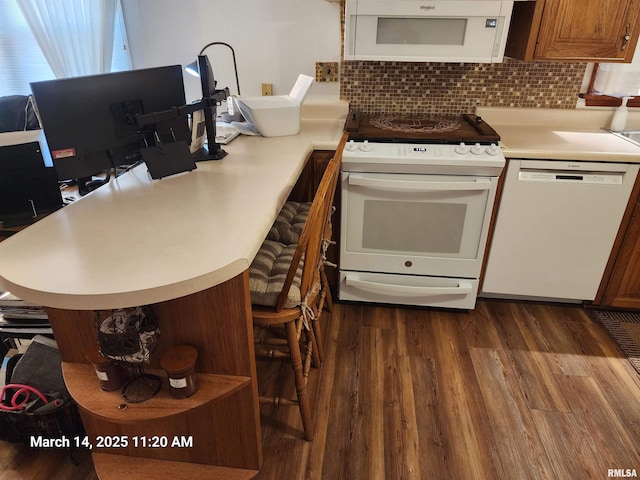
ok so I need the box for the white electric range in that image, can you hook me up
[339,112,505,309]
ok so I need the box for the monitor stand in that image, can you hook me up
[192,144,227,162]
[78,174,111,196]
[141,140,197,180]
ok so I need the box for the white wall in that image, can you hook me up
[121,0,342,105]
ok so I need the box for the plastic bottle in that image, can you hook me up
[610,96,632,132]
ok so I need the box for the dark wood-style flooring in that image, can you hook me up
[2,299,639,479]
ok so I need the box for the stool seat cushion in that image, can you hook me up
[249,240,303,309]
[267,201,311,245]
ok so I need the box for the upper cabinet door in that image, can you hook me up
[506,0,640,62]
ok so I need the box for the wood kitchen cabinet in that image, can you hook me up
[505,0,640,62]
[596,174,640,309]
[288,150,334,202]
[310,150,336,192]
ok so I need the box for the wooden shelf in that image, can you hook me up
[62,362,250,422]
[46,273,263,473]
[92,452,258,480]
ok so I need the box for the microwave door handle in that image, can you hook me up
[348,174,492,191]
[345,277,474,297]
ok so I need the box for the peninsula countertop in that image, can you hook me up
[477,107,640,162]
[0,101,349,310]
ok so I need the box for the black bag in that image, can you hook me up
[0,345,84,444]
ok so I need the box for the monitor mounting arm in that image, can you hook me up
[133,85,230,161]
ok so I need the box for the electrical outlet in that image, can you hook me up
[261,83,273,96]
[315,62,339,82]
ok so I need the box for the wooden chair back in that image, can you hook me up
[274,133,347,312]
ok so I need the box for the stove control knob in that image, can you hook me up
[455,142,470,155]
[486,143,501,156]
[345,140,358,151]
[470,143,484,155]
[359,140,372,152]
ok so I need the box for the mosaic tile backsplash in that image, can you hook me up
[340,59,588,115]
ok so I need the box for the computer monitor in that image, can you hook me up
[188,54,228,161]
[0,130,63,226]
[30,65,192,194]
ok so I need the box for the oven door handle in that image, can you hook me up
[345,276,474,297]
[348,174,492,191]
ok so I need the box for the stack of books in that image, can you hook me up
[0,291,52,337]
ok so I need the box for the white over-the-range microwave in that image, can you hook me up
[344,0,517,63]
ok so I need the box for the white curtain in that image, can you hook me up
[593,48,640,97]
[16,0,117,78]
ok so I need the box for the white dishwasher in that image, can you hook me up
[481,159,639,301]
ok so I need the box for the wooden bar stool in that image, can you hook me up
[248,147,343,441]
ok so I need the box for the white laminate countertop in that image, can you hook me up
[0,101,349,310]
[477,107,640,162]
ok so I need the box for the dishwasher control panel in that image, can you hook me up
[518,170,623,184]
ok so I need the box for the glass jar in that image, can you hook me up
[160,345,199,399]
[85,345,129,391]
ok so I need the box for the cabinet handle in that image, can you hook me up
[348,174,492,191]
[622,24,631,51]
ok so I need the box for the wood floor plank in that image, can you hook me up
[382,332,422,480]
[537,321,596,376]
[408,355,448,476]
[461,300,505,349]
[425,313,503,479]
[395,309,431,358]
[556,374,640,469]
[511,302,562,352]
[305,301,342,480]
[506,349,572,412]
[483,301,533,351]
[361,304,396,330]
[256,437,309,480]
[315,304,362,480]
[358,325,387,480]
[0,443,96,480]
[519,304,602,377]
[530,409,610,479]
[578,353,640,440]
[469,347,555,480]
[504,308,572,412]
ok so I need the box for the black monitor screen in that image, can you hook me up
[30,65,190,183]
[0,135,63,226]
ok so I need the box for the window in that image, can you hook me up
[584,47,640,107]
[0,0,131,97]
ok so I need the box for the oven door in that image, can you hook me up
[340,171,498,278]
[344,1,513,62]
